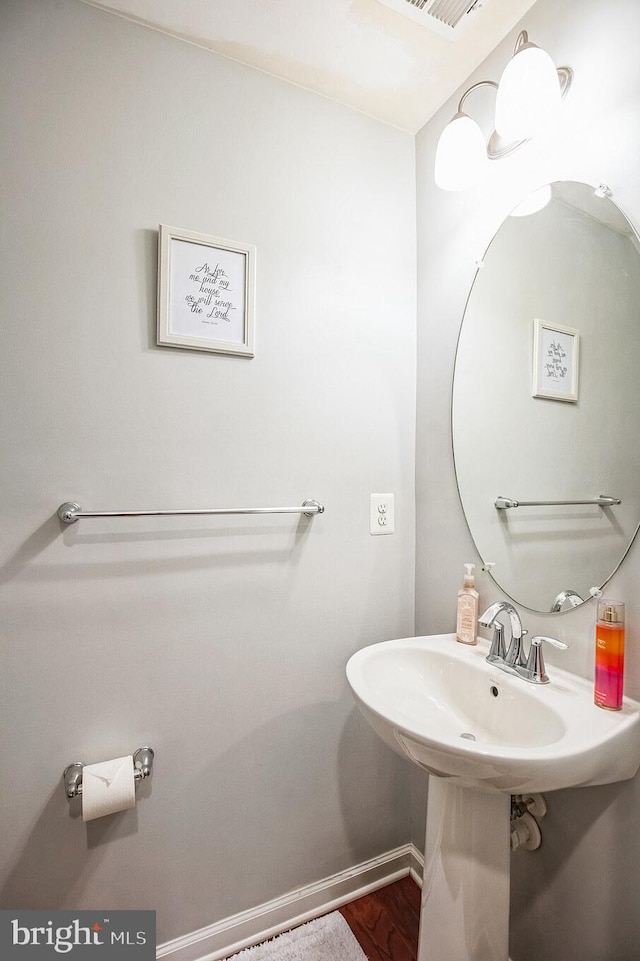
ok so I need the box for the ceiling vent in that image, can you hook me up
[375,0,486,40]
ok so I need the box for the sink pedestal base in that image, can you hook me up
[418,779,511,961]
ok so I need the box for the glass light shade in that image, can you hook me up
[494,44,561,142]
[509,183,552,217]
[434,112,488,191]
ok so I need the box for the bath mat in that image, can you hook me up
[225,912,367,961]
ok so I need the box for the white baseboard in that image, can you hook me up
[157,843,424,961]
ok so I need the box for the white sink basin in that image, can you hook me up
[346,633,640,793]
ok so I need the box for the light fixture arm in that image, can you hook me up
[457,80,498,114]
[454,79,527,161]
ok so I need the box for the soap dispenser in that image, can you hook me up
[456,563,479,645]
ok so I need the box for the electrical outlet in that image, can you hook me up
[370,493,394,535]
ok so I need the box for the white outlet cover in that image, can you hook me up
[370,493,395,535]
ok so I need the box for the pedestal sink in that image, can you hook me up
[346,633,640,961]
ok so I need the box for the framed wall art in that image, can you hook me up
[157,225,256,356]
[532,319,579,403]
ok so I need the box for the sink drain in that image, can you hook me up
[460,732,477,741]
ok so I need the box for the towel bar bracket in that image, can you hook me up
[58,502,82,524]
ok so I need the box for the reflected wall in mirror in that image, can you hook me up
[452,181,640,613]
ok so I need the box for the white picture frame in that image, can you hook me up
[532,319,579,403]
[157,225,255,356]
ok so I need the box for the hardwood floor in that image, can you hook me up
[339,876,421,961]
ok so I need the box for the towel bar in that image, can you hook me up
[57,500,324,524]
[495,495,621,510]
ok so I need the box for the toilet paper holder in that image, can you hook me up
[63,747,154,799]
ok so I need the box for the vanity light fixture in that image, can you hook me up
[435,31,572,192]
[434,81,494,191]
[494,31,566,141]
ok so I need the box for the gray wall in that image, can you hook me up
[415,0,640,957]
[0,0,417,945]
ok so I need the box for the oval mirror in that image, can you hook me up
[452,181,640,613]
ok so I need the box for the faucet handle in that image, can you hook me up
[486,622,506,663]
[522,635,568,684]
[531,635,568,650]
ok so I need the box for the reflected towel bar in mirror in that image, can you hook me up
[57,499,325,524]
[495,495,621,510]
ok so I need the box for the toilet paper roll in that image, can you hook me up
[82,755,136,822]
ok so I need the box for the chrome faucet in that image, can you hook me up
[479,601,527,670]
[478,602,567,684]
[551,589,583,612]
